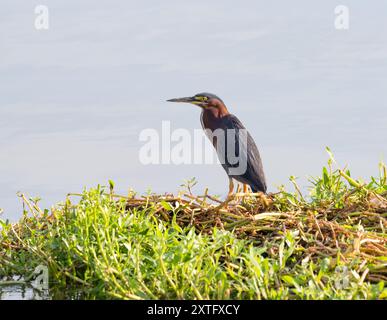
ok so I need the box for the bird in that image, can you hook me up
[167,92,267,198]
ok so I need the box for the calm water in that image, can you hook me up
[0,284,50,300]
[0,281,83,300]
[1,0,386,224]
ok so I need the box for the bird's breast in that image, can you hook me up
[200,110,223,132]
[200,110,226,149]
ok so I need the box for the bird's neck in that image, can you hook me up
[201,104,229,131]
[203,104,229,119]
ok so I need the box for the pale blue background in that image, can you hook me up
[1,1,386,221]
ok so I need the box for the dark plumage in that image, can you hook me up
[167,92,267,195]
[200,104,267,193]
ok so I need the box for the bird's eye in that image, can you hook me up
[194,96,209,103]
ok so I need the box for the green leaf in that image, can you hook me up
[160,201,173,211]
[322,167,329,186]
[282,275,300,289]
[108,180,115,194]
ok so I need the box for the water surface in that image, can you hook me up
[1,0,386,222]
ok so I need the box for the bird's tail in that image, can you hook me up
[251,183,267,194]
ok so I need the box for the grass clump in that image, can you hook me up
[0,153,386,299]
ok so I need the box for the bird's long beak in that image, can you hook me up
[167,96,200,105]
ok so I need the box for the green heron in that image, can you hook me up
[167,93,267,198]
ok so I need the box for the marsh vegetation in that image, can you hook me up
[1,151,386,299]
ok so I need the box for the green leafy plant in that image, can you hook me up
[0,151,386,300]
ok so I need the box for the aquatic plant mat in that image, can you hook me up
[1,159,386,299]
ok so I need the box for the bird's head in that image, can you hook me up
[167,92,227,111]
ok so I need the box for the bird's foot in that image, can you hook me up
[233,184,251,203]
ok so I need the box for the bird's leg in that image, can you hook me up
[237,184,249,203]
[235,183,242,202]
[210,178,234,212]
[259,192,271,209]
[227,178,234,198]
